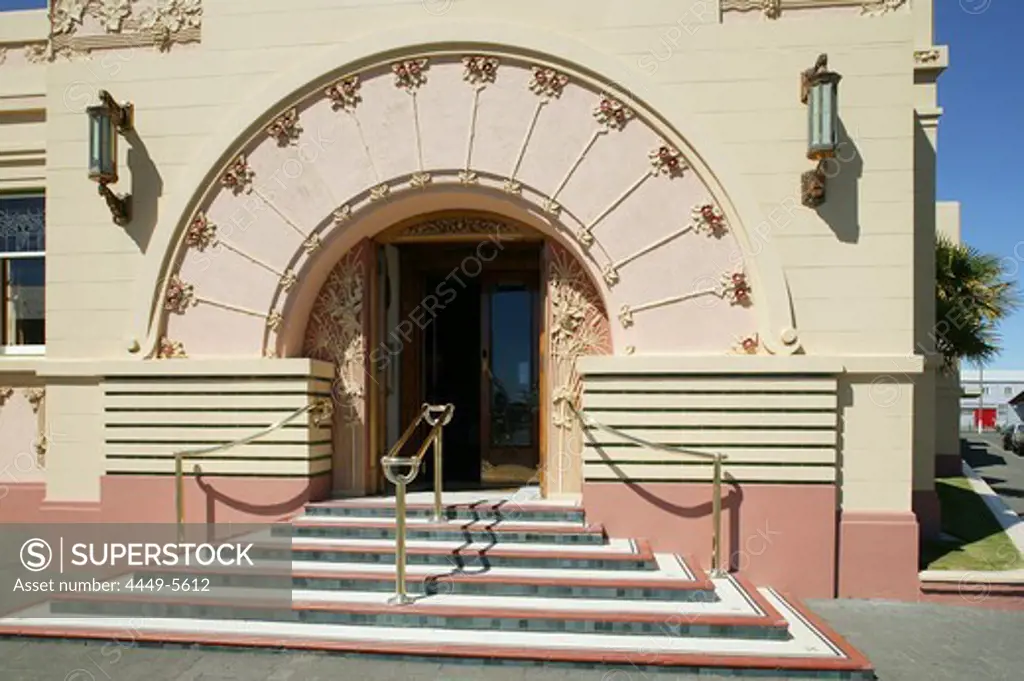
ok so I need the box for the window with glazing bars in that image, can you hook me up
[0,193,45,347]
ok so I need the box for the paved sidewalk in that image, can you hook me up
[1,599,1022,681]
[961,434,1024,516]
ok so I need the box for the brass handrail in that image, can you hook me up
[570,404,728,577]
[174,398,334,543]
[380,402,454,605]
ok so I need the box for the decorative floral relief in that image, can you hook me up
[400,217,521,239]
[649,143,687,178]
[266,311,284,332]
[593,94,634,131]
[502,179,522,195]
[51,0,88,35]
[721,270,752,306]
[35,436,47,469]
[370,184,391,202]
[333,205,352,224]
[157,336,187,358]
[575,228,595,248]
[185,212,217,251]
[731,334,760,355]
[691,203,728,238]
[410,172,432,189]
[266,108,302,146]
[221,155,254,194]
[304,247,366,422]
[618,305,634,328]
[762,0,782,18]
[280,270,298,292]
[602,265,620,287]
[529,66,569,99]
[548,244,610,482]
[140,0,203,52]
[0,387,13,407]
[164,274,196,314]
[861,0,906,16]
[458,170,478,185]
[24,388,45,414]
[303,234,321,254]
[325,76,361,112]
[463,55,499,85]
[96,0,132,31]
[392,59,428,92]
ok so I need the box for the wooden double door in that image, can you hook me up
[396,242,542,489]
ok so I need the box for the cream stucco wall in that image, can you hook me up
[0,1,942,515]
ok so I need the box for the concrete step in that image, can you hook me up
[305,498,585,524]
[275,516,605,545]
[0,588,873,678]
[44,576,787,639]
[249,536,660,571]
[128,553,715,601]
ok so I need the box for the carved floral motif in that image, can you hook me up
[732,334,760,355]
[399,217,520,239]
[140,0,204,52]
[691,203,728,238]
[593,94,634,131]
[548,244,610,482]
[392,59,428,92]
[266,108,302,146]
[463,55,499,85]
[157,337,187,358]
[51,0,88,35]
[185,212,217,251]
[266,311,284,332]
[649,143,687,177]
[0,387,13,407]
[96,0,132,31]
[304,247,366,422]
[721,270,752,306]
[333,205,352,224]
[164,274,196,314]
[325,76,361,111]
[221,155,254,194]
[861,0,906,16]
[529,66,569,99]
[24,388,45,414]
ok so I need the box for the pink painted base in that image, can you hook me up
[913,489,941,540]
[0,476,331,525]
[582,482,837,599]
[837,511,920,599]
[935,453,962,478]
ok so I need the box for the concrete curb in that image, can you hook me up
[962,461,1024,556]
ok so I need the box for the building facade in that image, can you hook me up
[0,0,950,601]
[961,370,1024,430]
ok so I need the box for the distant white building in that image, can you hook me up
[961,370,1024,430]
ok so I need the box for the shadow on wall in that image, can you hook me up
[814,118,862,244]
[124,129,163,253]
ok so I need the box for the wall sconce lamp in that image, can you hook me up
[87,90,134,226]
[800,54,841,208]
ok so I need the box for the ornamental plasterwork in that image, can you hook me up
[156,336,187,358]
[529,66,569,99]
[0,387,13,407]
[221,155,254,194]
[325,76,361,112]
[398,217,524,239]
[304,247,366,423]
[185,212,216,251]
[33,0,203,62]
[463,56,499,86]
[548,244,610,476]
[593,94,634,131]
[266,108,302,147]
[164,274,196,313]
[392,59,429,92]
[24,388,45,414]
[720,0,907,18]
[731,334,760,355]
[691,203,728,238]
[649,143,687,178]
[914,49,942,64]
[721,270,752,306]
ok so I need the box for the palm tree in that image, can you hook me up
[935,235,1021,370]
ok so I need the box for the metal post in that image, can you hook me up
[978,364,985,434]
[175,453,185,544]
[710,455,723,577]
[432,431,444,523]
[389,479,412,605]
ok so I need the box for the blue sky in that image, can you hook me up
[0,0,1018,366]
[936,1,1023,370]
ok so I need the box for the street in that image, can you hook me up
[961,434,1024,516]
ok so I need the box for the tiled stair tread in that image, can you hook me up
[50,577,769,619]
[287,516,594,532]
[309,495,580,509]
[139,552,704,584]
[0,590,870,672]
[268,536,639,554]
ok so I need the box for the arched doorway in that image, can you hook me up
[300,212,611,498]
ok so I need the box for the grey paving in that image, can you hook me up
[961,434,1024,516]
[1,599,1022,681]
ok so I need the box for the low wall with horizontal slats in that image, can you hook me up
[102,360,335,479]
[579,358,839,485]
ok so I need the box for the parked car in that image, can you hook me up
[1004,424,1024,454]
